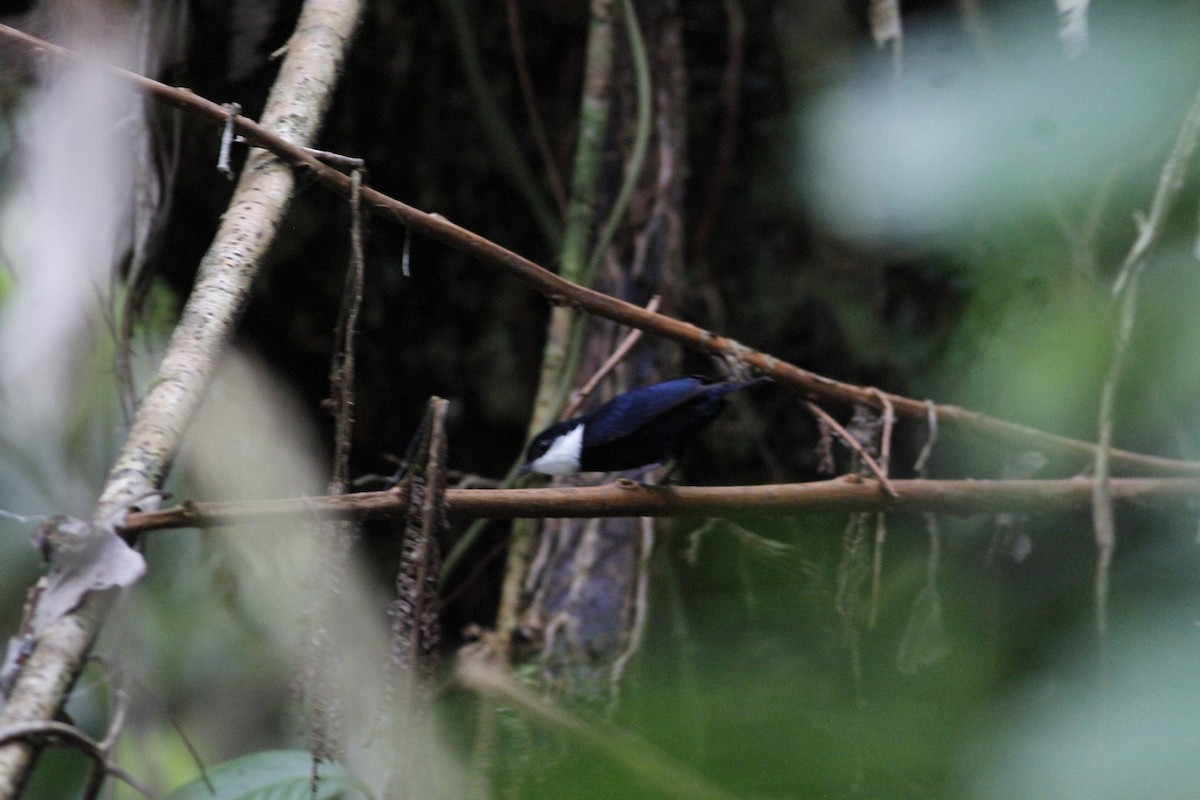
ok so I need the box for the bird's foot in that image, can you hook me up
[612,462,673,486]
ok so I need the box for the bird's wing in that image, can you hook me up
[580,377,709,446]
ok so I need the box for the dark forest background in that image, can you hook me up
[3,1,1200,798]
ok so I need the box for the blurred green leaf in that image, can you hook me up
[803,5,1200,242]
[897,581,952,675]
[165,750,373,800]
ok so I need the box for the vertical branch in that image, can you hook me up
[606,514,655,714]
[1092,287,1135,642]
[835,513,870,707]
[300,169,369,766]
[437,0,561,247]
[114,1,185,425]
[555,0,653,419]
[868,390,894,628]
[690,0,744,297]
[1094,83,1200,640]
[558,0,618,289]
[504,0,567,214]
[375,399,448,800]
[898,404,951,674]
[498,0,685,713]
[390,398,448,693]
[495,0,618,655]
[583,0,652,283]
[329,169,368,495]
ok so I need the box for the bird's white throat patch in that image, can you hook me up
[528,423,584,476]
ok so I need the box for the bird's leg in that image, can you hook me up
[614,461,674,485]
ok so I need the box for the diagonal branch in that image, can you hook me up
[0,22,1197,478]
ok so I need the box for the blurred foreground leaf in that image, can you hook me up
[165,749,372,800]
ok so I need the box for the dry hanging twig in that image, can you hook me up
[1094,82,1200,640]
[298,168,373,766]
[866,390,895,628]
[388,398,449,692]
[805,401,898,498]
[562,295,662,419]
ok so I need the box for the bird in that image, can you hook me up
[519,376,769,477]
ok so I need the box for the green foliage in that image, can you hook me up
[165,750,373,800]
[6,3,1200,799]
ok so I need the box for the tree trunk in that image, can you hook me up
[516,0,686,705]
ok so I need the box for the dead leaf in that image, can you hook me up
[28,513,146,633]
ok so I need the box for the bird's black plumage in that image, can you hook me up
[521,376,768,476]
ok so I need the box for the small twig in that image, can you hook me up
[606,506,655,717]
[562,295,662,419]
[301,146,365,171]
[216,102,240,179]
[1111,83,1200,295]
[867,389,895,627]
[913,400,939,477]
[836,512,869,706]
[867,512,888,629]
[805,402,899,498]
[401,224,412,277]
[686,518,793,569]
[441,535,509,609]
[83,694,129,798]
[74,655,132,800]
[388,406,435,487]
[0,509,43,525]
[124,674,213,797]
[0,721,150,798]
[412,397,450,664]
[504,0,567,213]
[869,388,895,475]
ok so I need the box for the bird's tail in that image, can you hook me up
[708,375,773,396]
